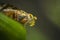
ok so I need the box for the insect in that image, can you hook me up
[0,3,37,27]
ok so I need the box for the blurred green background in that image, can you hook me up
[0,13,26,40]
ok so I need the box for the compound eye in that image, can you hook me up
[18,15,25,20]
[29,14,33,19]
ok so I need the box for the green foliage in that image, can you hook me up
[0,12,26,40]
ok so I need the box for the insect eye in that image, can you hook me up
[18,15,26,20]
[29,14,33,18]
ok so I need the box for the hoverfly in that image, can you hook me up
[0,3,37,27]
